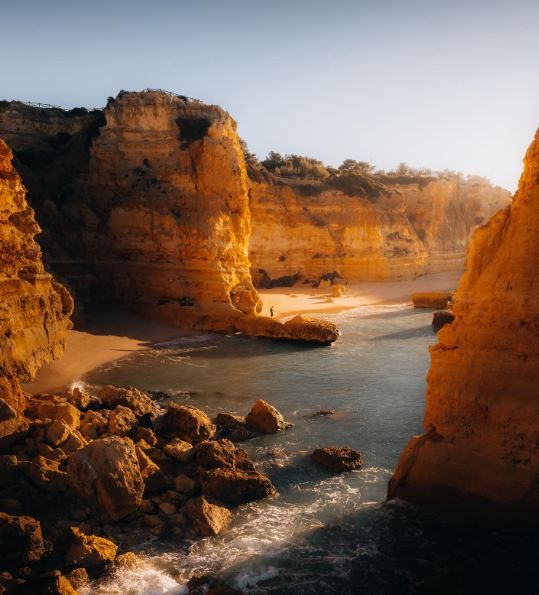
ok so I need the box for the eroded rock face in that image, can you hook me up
[388,129,539,526]
[249,175,510,285]
[0,139,72,439]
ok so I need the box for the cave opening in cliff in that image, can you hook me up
[176,117,211,145]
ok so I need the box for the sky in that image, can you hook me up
[1,0,538,190]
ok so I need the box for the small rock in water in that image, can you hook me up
[311,447,362,472]
[245,399,291,434]
[309,409,337,417]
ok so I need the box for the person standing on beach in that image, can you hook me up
[270,306,274,317]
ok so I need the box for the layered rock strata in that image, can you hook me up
[249,174,510,286]
[388,129,539,525]
[0,139,72,440]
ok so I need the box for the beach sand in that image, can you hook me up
[25,271,461,395]
[258,271,461,319]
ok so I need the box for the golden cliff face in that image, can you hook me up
[0,140,72,438]
[249,181,428,284]
[388,129,539,525]
[79,91,261,322]
[1,92,262,326]
[248,176,510,285]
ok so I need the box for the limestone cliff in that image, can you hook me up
[1,92,261,326]
[249,173,510,286]
[388,129,539,525]
[0,139,72,439]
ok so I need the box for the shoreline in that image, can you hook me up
[25,271,461,395]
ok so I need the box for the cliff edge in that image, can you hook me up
[388,129,539,525]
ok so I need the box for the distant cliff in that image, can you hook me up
[0,139,72,439]
[388,129,539,525]
[248,167,510,286]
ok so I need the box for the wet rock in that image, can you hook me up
[164,438,194,462]
[135,445,168,493]
[108,405,137,437]
[309,409,336,417]
[311,447,362,472]
[194,439,254,471]
[187,575,243,595]
[79,410,107,440]
[0,512,45,565]
[215,413,255,442]
[432,309,455,332]
[67,436,144,521]
[200,468,276,506]
[65,527,118,567]
[68,387,92,410]
[161,404,216,443]
[98,385,157,418]
[29,456,69,492]
[65,567,89,590]
[184,496,231,536]
[113,551,144,570]
[246,399,290,434]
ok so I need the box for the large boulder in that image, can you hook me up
[194,439,254,470]
[246,400,290,434]
[184,495,231,536]
[97,385,157,418]
[65,527,117,568]
[0,512,45,565]
[108,405,137,437]
[200,468,276,506]
[67,436,144,520]
[32,397,80,431]
[160,404,216,443]
[311,447,362,472]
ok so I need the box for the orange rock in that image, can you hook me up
[0,139,71,439]
[184,495,231,536]
[411,291,453,309]
[389,129,539,526]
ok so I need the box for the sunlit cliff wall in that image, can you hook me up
[0,140,72,439]
[249,175,510,285]
[388,129,539,525]
[0,92,261,326]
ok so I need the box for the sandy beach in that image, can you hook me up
[25,271,461,395]
[258,271,461,319]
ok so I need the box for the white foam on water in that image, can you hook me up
[154,335,214,348]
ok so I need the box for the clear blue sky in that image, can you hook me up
[2,0,538,190]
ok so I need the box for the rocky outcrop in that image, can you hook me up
[0,139,72,439]
[0,93,340,344]
[0,92,261,324]
[248,174,510,286]
[388,129,539,526]
[311,447,362,472]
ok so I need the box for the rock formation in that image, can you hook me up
[0,139,72,440]
[388,129,539,525]
[0,92,508,341]
[249,171,510,286]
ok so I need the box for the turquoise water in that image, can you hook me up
[83,306,539,594]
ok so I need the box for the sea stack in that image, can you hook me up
[388,129,539,525]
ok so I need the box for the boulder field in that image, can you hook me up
[0,385,292,592]
[388,129,539,526]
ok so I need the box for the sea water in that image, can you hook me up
[82,306,539,594]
